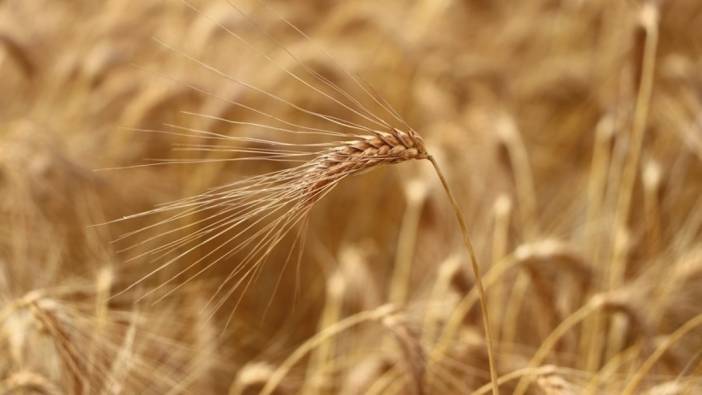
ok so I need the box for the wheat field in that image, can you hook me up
[1,0,702,394]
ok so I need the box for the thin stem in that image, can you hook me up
[621,312,702,395]
[428,156,499,395]
[606,1,659,360]
[260,305,396,395]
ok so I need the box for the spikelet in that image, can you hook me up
[112,126,427,313]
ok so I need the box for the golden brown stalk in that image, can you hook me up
[513,296,604,395]
[260,305,397,395]
[514,289,648,395]
[494,112,539,239]
[581,114,616,373]
[87,266,114,393]
[105,2,500,388]
[422,253,463,347]
[303,270,346,394]
[116,123,500,392]
[229,362,286,395]
[607,0,660,360]
[382,313,425,395]
[494,112,538,363]
[389,177,428,306]
[428,156,499,395]
[520,240,592,343]
[429,241,575,394]
[365,367,406,395]
[251,136,502,395]
[622,313,702,395]
[490,195,512,345]
[584,344,643,395]
[111,128,428,305]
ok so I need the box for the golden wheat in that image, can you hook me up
[3,0,702,393]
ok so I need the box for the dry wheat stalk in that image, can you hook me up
[116,124,498,393]
[230,362,284,395]
[622,312,702,395]
[114,110,501,392]
[389,177,429,306]
[105,1,500,392]
[112,128,429,307]
[607,0,660,361]
[303,269,345,394]
[381,313,426,395]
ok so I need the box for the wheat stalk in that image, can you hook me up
[117,125,500,392]
[103,1,500,391]
[607,0,660,361]
[316,136,500,393]
[114,124,500,391]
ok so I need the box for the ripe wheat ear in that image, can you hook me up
[310,128,500,394]
[286,127,501,394]
[112,123,499,393]
[107,0,498,390]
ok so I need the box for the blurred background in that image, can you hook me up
[1,0,702,394]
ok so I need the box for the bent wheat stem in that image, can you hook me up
[260,305,397,395]
[622,313,702,395]
[428,155,499,395]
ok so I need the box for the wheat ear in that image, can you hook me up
[117,125,500,392]
[109,12,498,384]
